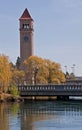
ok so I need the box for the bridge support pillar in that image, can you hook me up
[57,96,69,101]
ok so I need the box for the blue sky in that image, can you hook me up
[0,0,82,76]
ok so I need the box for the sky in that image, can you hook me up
[0,0,82,76]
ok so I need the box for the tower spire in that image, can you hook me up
[20,8,33,21]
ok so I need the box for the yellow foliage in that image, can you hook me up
[11,70,25,85]
[24,56,65,84]
[0,54,12,92]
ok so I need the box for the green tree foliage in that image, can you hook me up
[0,54,12,92]
[24,56,65,84]
[10,85,19,98]
[16,56,21,70]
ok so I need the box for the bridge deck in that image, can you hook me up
[18,84,82,97]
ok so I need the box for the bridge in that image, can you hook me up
[18,84,82,100]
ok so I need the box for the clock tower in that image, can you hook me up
[19,8,34,69]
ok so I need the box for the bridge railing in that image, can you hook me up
[18,84,82,92]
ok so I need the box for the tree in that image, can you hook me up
[44,59,65,84]
[10,85,19,98]
[16,56,21,70]
[24,56,49,84]
[0,54,12,92]
[11,69,25,86]
[24,56,65,84]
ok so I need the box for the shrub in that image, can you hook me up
[10,86,19,98]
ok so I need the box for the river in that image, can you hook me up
[0,100,82,130]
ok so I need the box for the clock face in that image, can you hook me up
[24,36,29,42]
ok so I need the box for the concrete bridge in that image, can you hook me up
[18,84,82,100]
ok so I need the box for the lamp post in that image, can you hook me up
[71,64,75,76]
[64,66,67,74]
[73,64,75,75]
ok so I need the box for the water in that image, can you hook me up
[0,100,82,130]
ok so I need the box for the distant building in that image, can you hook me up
[19,8,34,69]
[66,77,82,85]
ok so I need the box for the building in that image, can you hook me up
[19,8,34,69]
[66,77,82,85]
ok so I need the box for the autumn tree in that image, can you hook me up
[44,59,65,84]
[24,56,49,84]
[24,56,65,84]
[0,54,12,92]
[11,69,25,86]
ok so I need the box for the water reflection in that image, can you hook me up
[20,101,82,130]
[0,103,9,130]
[0,101,82,130]
[0,103,20,130]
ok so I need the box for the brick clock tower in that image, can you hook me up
[19,8,34,69]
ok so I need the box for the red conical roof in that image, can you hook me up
[20,8,33,20]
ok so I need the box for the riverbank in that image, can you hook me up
[0,92,21,102]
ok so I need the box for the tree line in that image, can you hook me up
[0,54,66,93]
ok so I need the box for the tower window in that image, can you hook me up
[23,24,29,29]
